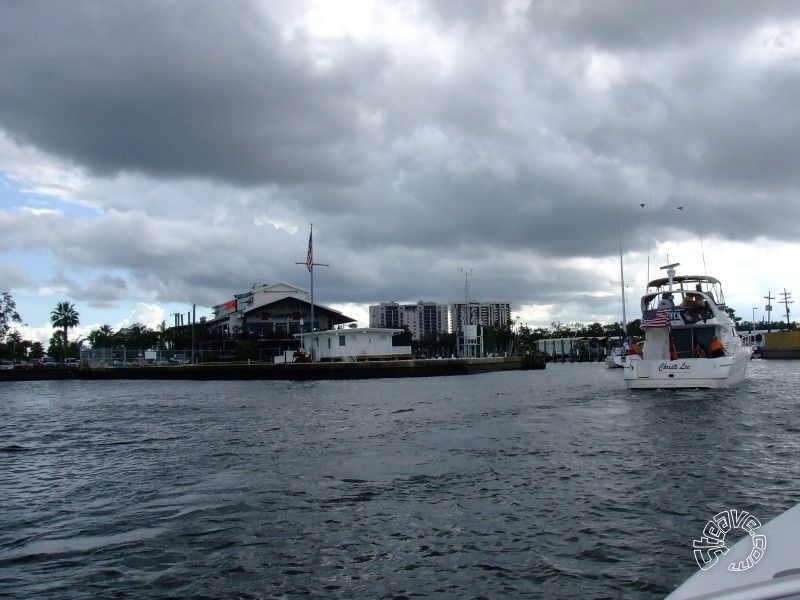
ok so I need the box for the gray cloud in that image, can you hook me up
[0,260,35,290]
[0,2,379,185]
[1,1,799,324]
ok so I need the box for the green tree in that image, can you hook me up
[1,291,22,343]
[629,318,643,337]
[48,330,69,360]
[51,301,80,346]
[583,322,605,338]
[483,324,516,356]
[88,324,115,348]
[30,341,44,359]
[724,306,741,325]
[393,326,413,347]
[530,327,549,340]
[3,330,26,360]
[118,323,158,352]
[517,325,539,354]
[602,322,625,337]
[550,321,579,337]
[157,321,168,354]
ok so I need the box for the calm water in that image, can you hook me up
[1,360,799,599]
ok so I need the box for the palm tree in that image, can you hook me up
[51,301,80,347]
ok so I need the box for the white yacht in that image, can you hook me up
[623,263,750,389]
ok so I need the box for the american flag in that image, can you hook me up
[306,227,313,272]
[641,308,671,328]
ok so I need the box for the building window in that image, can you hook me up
[339,335,346,346]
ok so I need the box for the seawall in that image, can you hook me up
[1,355,545,382]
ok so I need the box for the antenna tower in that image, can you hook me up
[779,288,793,326]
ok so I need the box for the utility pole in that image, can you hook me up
[296,224,329,361]
[779,288,793,327]
[764,291,774,332]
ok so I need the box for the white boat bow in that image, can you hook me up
[667,503,800,600]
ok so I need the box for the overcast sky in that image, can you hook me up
[2,0,799,344]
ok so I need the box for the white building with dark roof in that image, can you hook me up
[207,283,356,338]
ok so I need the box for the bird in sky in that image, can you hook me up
[640,203,646,207]
[677,206,684,210]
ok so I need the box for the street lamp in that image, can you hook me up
[752,307,758,333]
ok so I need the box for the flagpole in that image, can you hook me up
[296,223,328,362]
[311,256,314,334]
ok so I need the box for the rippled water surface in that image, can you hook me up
[2,360,799,599]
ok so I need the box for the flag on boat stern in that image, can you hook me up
[641,309,671,328]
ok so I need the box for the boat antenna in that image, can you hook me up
[699,234,707,276]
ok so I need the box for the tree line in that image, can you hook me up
[0,292,200,363]
[1,291,797,362]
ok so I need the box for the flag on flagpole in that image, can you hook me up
[306,227,313,272]
[641,308,671,328]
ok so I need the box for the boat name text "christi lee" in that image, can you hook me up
[658,361,691,372]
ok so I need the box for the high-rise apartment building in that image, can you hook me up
[370,300,510,340]
[369,301,450,340]
[449,301,512,332]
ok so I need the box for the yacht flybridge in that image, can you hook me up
[623,263,750,389]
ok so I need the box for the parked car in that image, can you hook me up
[64,358,80,367]
[40,356,57,368]
[153,358,170,366]
[0,360,14,370]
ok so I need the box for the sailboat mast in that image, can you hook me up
[618,219,627,339]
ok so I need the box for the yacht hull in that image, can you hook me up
[623,348,750,389]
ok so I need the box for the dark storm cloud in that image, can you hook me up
[0,1,381,185]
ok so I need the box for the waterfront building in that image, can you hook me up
[297,328,411,362]
[207,283,355,339]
